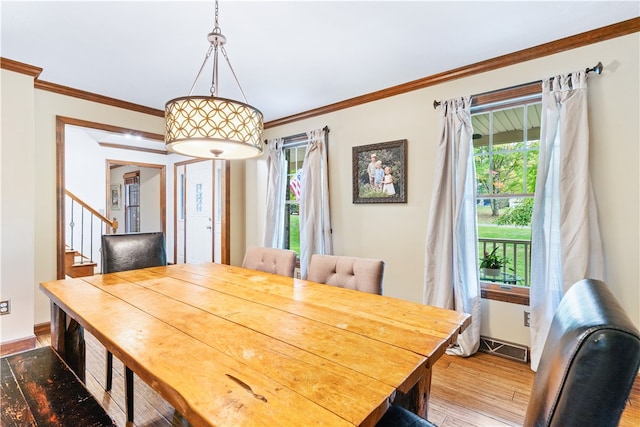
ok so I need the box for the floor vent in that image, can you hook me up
[479,336,529,363]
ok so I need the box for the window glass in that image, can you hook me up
[284,144,306,256]
[473,101,540,288]
[124,171,140,233]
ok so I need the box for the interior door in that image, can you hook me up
[185,160,213,264]
[176,164,186,264]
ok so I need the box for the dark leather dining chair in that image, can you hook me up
[307,254,385,295]
[376,278,640,427]
[242,246,297,277]
[101,232,167,424]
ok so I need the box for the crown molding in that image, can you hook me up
[0,57,43,78]
[3,17,639,126]
[265,17,640,129]
[34,80,165,117]
[1,57,164,117]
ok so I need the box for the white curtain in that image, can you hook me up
[299,128,333,279]
[263,138,287,248]
[423,97,481,357]
[529,71,603,371]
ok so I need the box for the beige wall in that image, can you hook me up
[250,33,640,347]
[32,91,165,324]
[0,69,36,342]
[0,32,637,349]
[0,79,248,335]
[1,71,248,338]
[229,161,246,266]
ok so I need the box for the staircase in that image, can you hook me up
[65,247,98,278]
[65,189,118,278]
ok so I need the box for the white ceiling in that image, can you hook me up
[2,1,639,123]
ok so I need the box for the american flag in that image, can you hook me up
[289,169,303,200]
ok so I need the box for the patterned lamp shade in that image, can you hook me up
[165,96,264,160]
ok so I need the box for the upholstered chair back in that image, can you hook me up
[377,278,640,427]
[524,279,640,427]
[307,254,384,295]
[101,232,167,273]
[242,247,297,277]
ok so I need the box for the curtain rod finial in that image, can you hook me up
[587,61,603,75]
[433,100,441,109]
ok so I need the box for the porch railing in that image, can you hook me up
[479,238,531,287]
[65,189,118,270]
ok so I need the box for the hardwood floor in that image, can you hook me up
[31,330,640,427]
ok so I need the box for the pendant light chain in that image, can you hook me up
[165,0,264,160]
[210,0,221,97]
[214,0,219,29]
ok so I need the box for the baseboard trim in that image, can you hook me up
[0,323,51,357]
[34,322,51,336]
[0,335,36,356]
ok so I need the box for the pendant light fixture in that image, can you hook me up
[165,0,263,159]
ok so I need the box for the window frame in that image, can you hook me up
[472,82,541,306]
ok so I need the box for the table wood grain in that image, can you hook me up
[40,262,470,427]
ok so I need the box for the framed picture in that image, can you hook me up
[352,139,407,204]
[110,184,121,210]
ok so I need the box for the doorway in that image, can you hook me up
[55,116,231,279]
[175,159,225,265]
[106,160,166,234]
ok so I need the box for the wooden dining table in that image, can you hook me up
[40,262,470,427]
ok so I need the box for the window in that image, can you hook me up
[472,86,541,304]
[283,141,306,256]
[124,171,140,233]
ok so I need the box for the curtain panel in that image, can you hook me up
[263,138,287,248]
[529,71,604,371]
[299,128,333,279]
[423,96,481,357]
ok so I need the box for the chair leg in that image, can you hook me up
[126,367,134,423]
[105,351,113,391]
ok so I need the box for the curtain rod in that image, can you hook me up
[263,126,330,145]
[432,61,603,109]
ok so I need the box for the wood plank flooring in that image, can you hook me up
[30,330,640,426]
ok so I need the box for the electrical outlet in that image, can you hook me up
[0,300,10,315]
[524,310,530,327]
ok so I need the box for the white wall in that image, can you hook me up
[109,164,162,233]
[248,33,640,348]
[0,69,36,342]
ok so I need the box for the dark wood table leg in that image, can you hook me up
[50,301,86,382]
[50,301,66,353]
[126,367,134,423]
[392,367,432,419]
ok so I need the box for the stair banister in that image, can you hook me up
[65,189,120,277]
[65,189,118,232]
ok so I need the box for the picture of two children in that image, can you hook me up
[353,139,406,204]
[368,154,395,196]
